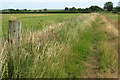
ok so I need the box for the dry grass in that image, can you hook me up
[100,15,118,36]
[1,13,118,78]
[83,14,118,78]
[97,15,118,78]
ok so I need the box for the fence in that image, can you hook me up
[8,20,21,78]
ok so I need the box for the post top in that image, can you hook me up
[9,19,20,22]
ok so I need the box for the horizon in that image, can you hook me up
[0,1,119,10]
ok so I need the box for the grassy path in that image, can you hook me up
[83,16,103,77]
[83,14,118,78]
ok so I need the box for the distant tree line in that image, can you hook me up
[2,9,45,12]
[64,6,104,12]
[2,1,120,14]
[64,2,119,13]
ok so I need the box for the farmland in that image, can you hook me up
[2,14,80,37]
[1,13,118,78]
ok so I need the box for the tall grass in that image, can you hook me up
[1,13,118,78]
[2,14,96,78]
[99,12,118,20]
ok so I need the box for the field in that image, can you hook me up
[2,14,79,37]
[1,13,118,78]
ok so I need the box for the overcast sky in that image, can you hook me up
[0,0,119,9]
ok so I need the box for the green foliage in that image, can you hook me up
[112,6,120,13]
[89,6,104,12]
[65,7,69,11]
[3,2,119,13]
[44,8,47,11]
[69,7,77,11]
[64,6,104,12]
[104,2,113,12]
[57,15,106,78]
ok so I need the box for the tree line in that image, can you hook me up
[64,2,119,12]
[2,2,120,13]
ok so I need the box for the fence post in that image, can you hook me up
[8,20,21,78]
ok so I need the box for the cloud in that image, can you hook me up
[0,0,119,2]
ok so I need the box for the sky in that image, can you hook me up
[0,0,119,9]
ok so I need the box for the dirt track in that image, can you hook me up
[83,14,118,78]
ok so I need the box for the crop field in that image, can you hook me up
[1,13,118,78]
[2,14,80,37]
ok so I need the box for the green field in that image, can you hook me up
[100,12,118,20]
[1,13,118,78]
[2,14,79,37]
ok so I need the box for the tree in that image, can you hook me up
[104,2,113,12]
[16,9,20,11]
[89,6,103,12]
[69,7,76,11]
[8,9,15,11]
[39,10,42,12]
[114,6,120,11]
[44,8,47,11]
[65,7,69,11]
[85,8,90,11]
[77,8,82,11]
[20,9,27,12]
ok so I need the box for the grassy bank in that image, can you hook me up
[100,12,118,21]
[2,14,97,78]
[2,13,118,78]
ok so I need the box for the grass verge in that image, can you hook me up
[2,13,118,78]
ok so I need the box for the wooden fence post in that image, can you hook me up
[8,20,21,44]
[8,20,21,78]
